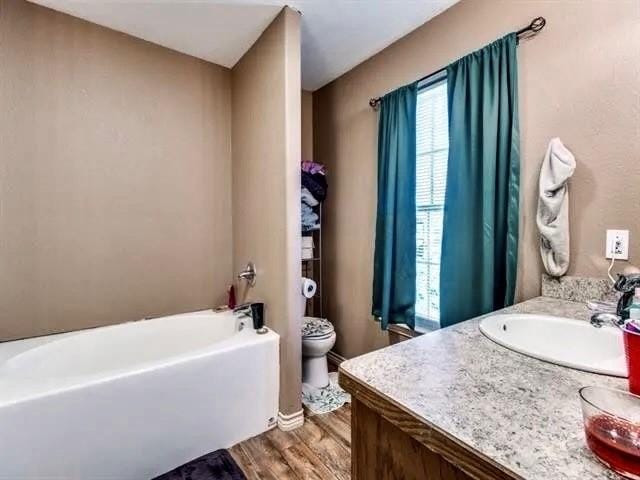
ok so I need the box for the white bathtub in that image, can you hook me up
[0,310,279,479]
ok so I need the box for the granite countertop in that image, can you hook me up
[340,296,627,480]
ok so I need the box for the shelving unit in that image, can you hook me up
[301,204,323,318]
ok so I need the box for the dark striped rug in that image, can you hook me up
[153,449,246,480]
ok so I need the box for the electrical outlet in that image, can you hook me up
[605,229,630,260]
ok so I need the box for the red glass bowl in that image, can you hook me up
[579,386,640,479]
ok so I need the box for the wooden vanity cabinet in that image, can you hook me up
[339,370,520,480]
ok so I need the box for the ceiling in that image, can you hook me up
[29,0,459,91]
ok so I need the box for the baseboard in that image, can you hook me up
[327,350,347,367]
[277,409,304,431]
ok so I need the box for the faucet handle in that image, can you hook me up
[237,262,257,287]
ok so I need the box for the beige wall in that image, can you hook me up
[232,8,302,416]
[302,90,313,160]
[0,0,233,340]
[314,0,640,359]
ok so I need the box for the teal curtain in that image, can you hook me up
[440,33,520,328]
[372,83,418,330]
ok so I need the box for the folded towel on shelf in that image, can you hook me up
[302,171,328,202]
[302,236,314,249]
[302,203,319,230]
[536,137,576,277]
[301,203,315,218]
[302,223,320,232]
[301,187,319,207]
[302,212,319,227]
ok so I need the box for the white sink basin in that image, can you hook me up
[479,314,627,377]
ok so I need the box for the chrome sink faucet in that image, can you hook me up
[590,312,624,329]
[589,271,640,329]
[614,272,640,320]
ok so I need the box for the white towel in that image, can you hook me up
[536,138,576,277]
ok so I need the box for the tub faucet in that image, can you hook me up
[233,303,252,316]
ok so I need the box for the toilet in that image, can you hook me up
[302,316,336,388]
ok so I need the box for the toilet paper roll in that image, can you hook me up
[301,277,317,299]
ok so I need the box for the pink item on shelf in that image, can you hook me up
[301,161,326,175]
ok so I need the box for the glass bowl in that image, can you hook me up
[579,386,640,479]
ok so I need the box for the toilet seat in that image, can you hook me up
[304,331,334,341]
[302,316,334,339]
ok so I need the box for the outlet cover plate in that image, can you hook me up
[605,229,629,260]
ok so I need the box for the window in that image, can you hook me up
[415,75,448,331]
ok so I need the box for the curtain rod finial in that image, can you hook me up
[531,16,546,32]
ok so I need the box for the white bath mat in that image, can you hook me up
[302,372,351,415]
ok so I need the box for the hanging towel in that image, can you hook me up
[536,138,576,277]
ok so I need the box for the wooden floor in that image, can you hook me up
[230,405,351,480]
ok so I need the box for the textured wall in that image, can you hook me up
[0,0,233,340]
[232,8,302,416]
[314,0,640,359]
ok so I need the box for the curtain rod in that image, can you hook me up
[369,16,546,109]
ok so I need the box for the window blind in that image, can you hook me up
[415,79,448,330]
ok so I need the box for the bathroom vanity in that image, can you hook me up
[339,296,627,480]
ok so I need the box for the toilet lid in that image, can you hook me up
[302,316,334,339]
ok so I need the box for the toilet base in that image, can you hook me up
[302,355,329,388]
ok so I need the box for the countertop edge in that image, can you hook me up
[338,366,525,480]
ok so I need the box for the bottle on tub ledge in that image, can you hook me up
[213,284,236,313]
[250,302,269,334]
[227,284,236,309]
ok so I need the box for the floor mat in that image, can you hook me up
[153,449,246,480]
[302,372,351,415]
